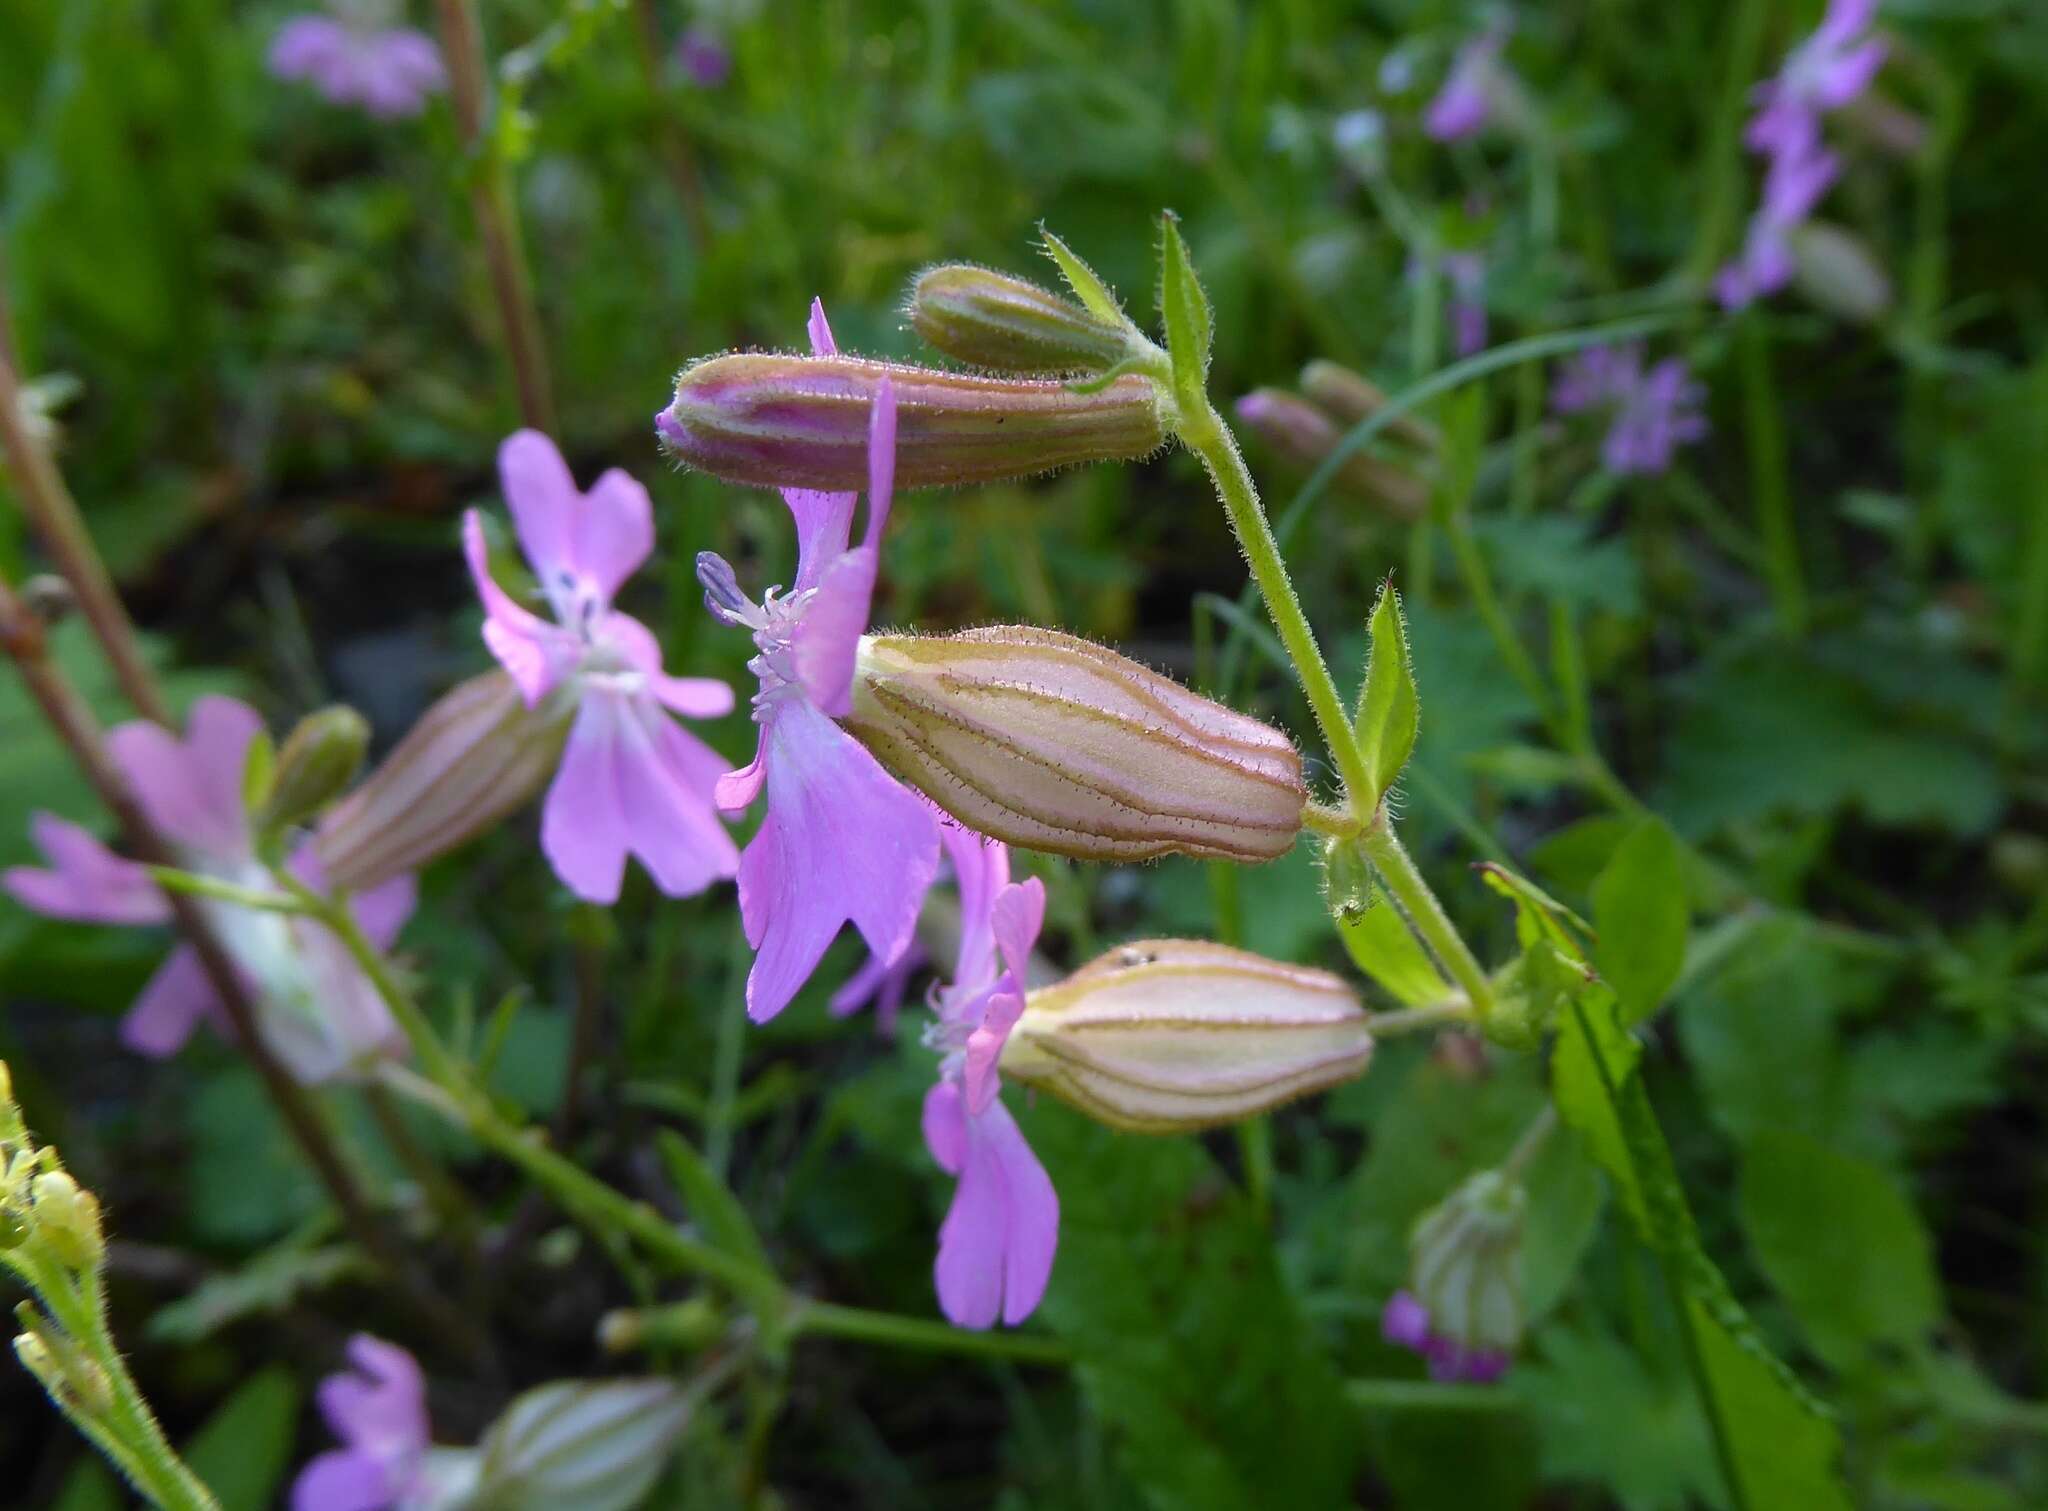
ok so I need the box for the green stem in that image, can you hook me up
[1366,999,1475,1037]
[1685,0,1774,285]
[1500,1104,1559,1181]
[1344,1377,1515,1413]
[147,868,306,915]
[791,1301,1069,1365]
[1177,403,1377,809]
[1739,319,1805,639]
[1357,815,1499,1025]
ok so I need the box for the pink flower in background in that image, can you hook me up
[675,25,732,88]
[464,430,739,905]
[695,301,939,1024]
[1442,252,1488,357]
[3,697,414,1083]
[1745,0,1886,161]
[293,1335,432,1511]
[269,9,446,119]
[1423,22,1509,141]
[1716,140,1840,309]
[920,821,1056,1330]
[1551,342,1708,476]
[1381,1290,1509,1383]
[830,938,928,1034]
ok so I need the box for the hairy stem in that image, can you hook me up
[1357,812,1500,1025]
[791,1301,1069,1365]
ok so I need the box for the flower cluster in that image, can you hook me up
[1550,342,1708,477]
[269,4,446,119]
[1718,0,1886,309]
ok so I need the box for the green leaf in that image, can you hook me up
[180,1367,301,1511]
[1156,210,1213,412]
[1591,818,1688,1026]
[148,1229,364,1344]
[1738,1130,1942,1365]
[1338,896,1451,1007]
[239,730,275,819]
[1034,1106,1356,1510]
[1355,580,1420,805]
[1552,997,1852,1511]
[653,1129,773,1277]
[1040,225,1126,326]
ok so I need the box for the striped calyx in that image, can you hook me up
[998,938,1372,1133]
[846,626,1306,863]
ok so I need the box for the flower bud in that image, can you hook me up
[475,1379,690,1511]
[316,670,572,893]
[1233,389,1429,520]
[259,705,371,832]
[1298,360,1441,452]
[999,939,1372,1132]
[908,264,1132,373]
[13,1328,111,1416]
[30,1170,103,1271]
[658,354,1167,491]
[1388,1168,1524,1380]
[847,627,1306,864]
[1791,221,1893,326]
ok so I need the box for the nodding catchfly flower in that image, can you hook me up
[1744,0,1887,162]
[1382,1168,1527,1383]
[463,430,739,906]
[1000,939,1373,1133]
[695,301,941,1024]
[1422,19,1511,142]
[920,821,1057,1330]
[268,3,447,120]
[2,697,415,1084]
[1549,343,1708,478]
[845,626,1307,864]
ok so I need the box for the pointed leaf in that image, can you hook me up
[1354,580,1420,804]
[1039,226,1126,326]
[1591,817,1688,1026]
[653,1128,773,1279]
[1157,211,1214,410]
[1337,897,1450,1007]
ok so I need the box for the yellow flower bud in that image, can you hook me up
[1000,939,1372,1132]
[30,1170,104,1271]
[847,627,1306,864]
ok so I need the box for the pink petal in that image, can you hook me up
[269,16,348,79]
[932,1095,1058,1329]
[922,1079,967,1175]
[807,297,837,357]
[464,511,574,707]
[962,989,1023,1116]
[290,1450,394,1511]
[497,430,581,591]
[572,469,656,604]
[352,872,418,952]
[105,716,234,858]
[782,488,858,592]
[989,878,1045,986]
[120,947,218,1058]
[789,545,875,717]
[609,694,740,897]
[541,696,631,904]
[713,738,768,813]
[5,814,169,925]
[865,378,897,541]
[187,697,267,844]
[736,699,939,1021]
[323,1335,428,1457]
[651,673,736,720]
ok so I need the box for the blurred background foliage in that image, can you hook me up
[3,0,2048,1506]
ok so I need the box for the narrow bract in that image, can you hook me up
[847,626,1306,863]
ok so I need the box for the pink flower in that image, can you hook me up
[675,25,732,88]
[3,697,414,1083]
[919,821,1056,1330]
[1716,141,1839,309]
[1550,343,1707,477]
[293,1335,432,1511]
[463,430,739,906]
[695,301,940,1024]
[830,938,927,1035]
[1381,1290,1510,1384]
[1745,0,1886,161]
[269,10,446,120]
[1423,22,1509,142]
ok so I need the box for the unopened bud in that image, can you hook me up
[847,627,1305,864]
[658,354,1166,491]
[1792,222,1893,325]
[1299,361,1441,452]
[1000,939,1372,1132]
[316,671,571,893]
[1402,1168,1524,1374]
[475,1379,691,1511]
[15,1322,113,1416]
[260,705,371,831]
[30,1171,103,1270]
[1233,389,1429,519]
[599,1297,721,1355]
[908,264,1133,373]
